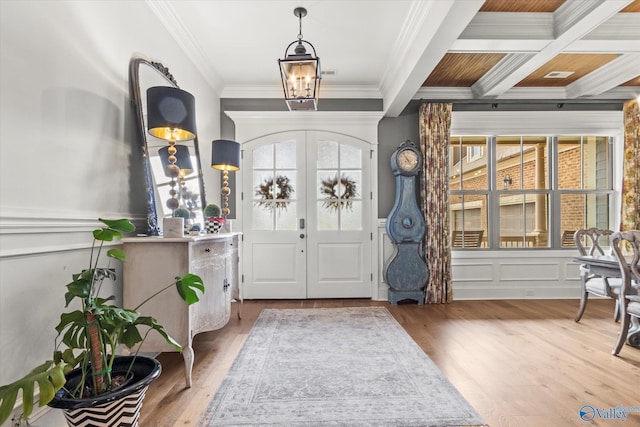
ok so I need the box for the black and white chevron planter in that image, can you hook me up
[48,356,161,427]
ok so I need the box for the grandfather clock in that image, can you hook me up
[384,140,428,305]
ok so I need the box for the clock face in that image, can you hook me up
[397,149,418,171]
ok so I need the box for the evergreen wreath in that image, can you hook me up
[254,175,294,211]
[320,173,358,211]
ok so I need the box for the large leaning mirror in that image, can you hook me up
[129,56,207,235]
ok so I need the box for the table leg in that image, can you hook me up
[182,345,194,387]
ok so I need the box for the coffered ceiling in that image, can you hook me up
[148,0,640,116]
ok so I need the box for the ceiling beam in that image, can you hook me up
[471,0,634,98]
[566,53,640,97]
[458,12,554,41]
[452,12,640,53]
[381,0,483,117]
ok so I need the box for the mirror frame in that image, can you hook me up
[129,56,207,235]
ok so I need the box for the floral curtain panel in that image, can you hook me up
[622,99,639,231]
[419,103,453,303]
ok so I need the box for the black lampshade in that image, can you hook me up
[211,140,240,171]
[147,86,196,141]
[158,145,194,177]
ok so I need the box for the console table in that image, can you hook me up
[122,233,240,386]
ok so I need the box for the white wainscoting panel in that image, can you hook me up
[377,221,582,301]
[499,262,560,282]
[451,262,494,282]
[0,212,139,391]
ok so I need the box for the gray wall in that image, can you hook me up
[377,113,419,217]
[220,99,419,218]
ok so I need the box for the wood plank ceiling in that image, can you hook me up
[421,0,640,94]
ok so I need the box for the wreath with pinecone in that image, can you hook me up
[254,175,294,211]
[320,173,358,211]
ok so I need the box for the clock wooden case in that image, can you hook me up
[384,140,429,305]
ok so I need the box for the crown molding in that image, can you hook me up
[413,87,475,100]
[224,111,384,143]
[415,86,639,101]
[450,110,623,135]
[221,84,382,99]
[225,110,384,124]
[378,0,435,96]
[145,0,224,94]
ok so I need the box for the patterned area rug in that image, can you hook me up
[200,307,486,426]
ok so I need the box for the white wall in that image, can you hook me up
[0,0,221,391]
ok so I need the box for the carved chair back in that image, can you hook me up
[611,230,640,287]
[610,230,640,354]
[574,228,614,256]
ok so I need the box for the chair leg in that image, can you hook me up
[614,299,620,323]
[575,288,589,322]
[612,313,631,356]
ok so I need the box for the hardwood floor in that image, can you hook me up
[141,299,640,427]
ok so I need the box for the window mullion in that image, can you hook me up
[488,135,498,249]
[550,136,561,248]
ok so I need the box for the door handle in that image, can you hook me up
[300,233,305,239]
[300,218,305,229]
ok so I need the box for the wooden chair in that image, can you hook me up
[610,230,640,355]
[574,228,621,323]
[451,230,484,248]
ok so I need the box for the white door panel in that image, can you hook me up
[252,244,298,281]
[316,243,362,281]
[242,131,371,299]
[250,243,305,299]
[242,132,306,299]
[306,131,371,298]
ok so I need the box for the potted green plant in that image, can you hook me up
[204,204,225,234]
[0,218,204,426]
[203,203,221,219]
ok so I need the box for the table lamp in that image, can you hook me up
[147,86,196,213]
[211,139,240,218]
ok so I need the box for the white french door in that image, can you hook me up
[241,130,372,299]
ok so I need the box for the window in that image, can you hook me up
[558,136,612,247]
[448,135,613,249]
[468,145,483,161]
[449,136,488,248]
